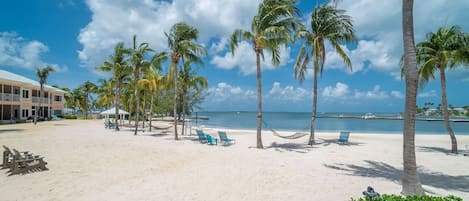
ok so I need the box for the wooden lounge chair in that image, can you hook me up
[205,135,218,145]
[196,130,208,143]
[2,146,29,169]
[10,149,48,175]
[218,131,236,145]
[336,131,350,144]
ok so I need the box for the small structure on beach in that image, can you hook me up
[99,107,130,121]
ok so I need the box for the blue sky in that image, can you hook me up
[1,0,468,112]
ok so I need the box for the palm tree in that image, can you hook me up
[230,0,301,148]
[34,66,55,125]
[80,81,97,119]
[401,0,424,195]
[416,26,465,154]
[96,79,115,109]
[166,22,206,140]
[97,42,131,131]
[130,35,153,135]
[294,4,355,145]
[179,60,208,135]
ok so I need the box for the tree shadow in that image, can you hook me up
[0,129,25,134]
[265,142,313,153]
[417,146,455,155]
[324,160,469,193]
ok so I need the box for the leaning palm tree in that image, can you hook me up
[230,0,301,148]
[179,60,208,135]
[96,42,131,131]
[416,25,465,154]
[166,22,206,140]
[401,0,424,195]
[295,4,356,145]
[130,35,153,135]
[34,66,55,125]
[80,81,97,119]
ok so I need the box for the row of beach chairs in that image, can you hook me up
[104,121,116,129]
[2,145,48,175]
[196,130,236,146]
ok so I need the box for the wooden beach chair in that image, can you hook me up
[218,131,235,145]
[336,131,350,144]
[2,146,30,169]
[205,135,218,145]
[10,149,48,175]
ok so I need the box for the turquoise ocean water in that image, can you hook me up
[191,112,469,135]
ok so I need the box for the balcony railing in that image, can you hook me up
[32,97,49,103]
[0,93,20,102]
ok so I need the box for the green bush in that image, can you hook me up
[63,114,77,119]
[16,119,26,123]
[0,120,3,125]
[351,194,462,201]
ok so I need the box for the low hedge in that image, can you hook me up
[63,114,77,119]
[351,194,462,201]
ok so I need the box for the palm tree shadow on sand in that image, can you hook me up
[324,160,469,193]
[265,142,314,153]
[0,129,25,134]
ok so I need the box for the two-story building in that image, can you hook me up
[0,69,67,122]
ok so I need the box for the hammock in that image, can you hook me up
[270,129,308,139]
[262,120,308,139]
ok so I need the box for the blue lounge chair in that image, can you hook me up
[218,131,235,145]
[337,131,350,144]
[205,135,218,145]
[196,130,208,143]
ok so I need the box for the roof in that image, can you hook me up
[100,107,130,115]
[0,69,67,93]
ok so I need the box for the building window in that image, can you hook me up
[44,92,49,98]
[54,95,62,102]
[22,90,29,98]
[22,109,29,118]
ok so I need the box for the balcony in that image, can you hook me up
[32,97,49,103]
[0,93,20,102]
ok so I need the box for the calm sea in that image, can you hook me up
[191,112,469,135]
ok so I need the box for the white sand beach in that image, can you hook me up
[1,119,468,201]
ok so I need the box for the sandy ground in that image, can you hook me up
[0,119,468,201]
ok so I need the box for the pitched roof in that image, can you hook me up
[0,69,67,93]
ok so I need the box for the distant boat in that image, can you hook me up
[362,113,376,119]
[236,112,240,115]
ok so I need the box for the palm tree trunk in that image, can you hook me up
[149,92,154,132]
[134,72,140,135]
[85,92,88,119]
[128,101,132,125]
[255,51,263,149]
[308,67,318,145]
[115,83,120,131]
[181,89,187,136]
[142,89,146,129]
[173,59,179,140]
[439,66,458,153]
[401,0,424,195]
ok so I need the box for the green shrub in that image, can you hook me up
[351,194,462,201]
[63,114,77,119]
[16,119,27,123]
[0,120,3,125]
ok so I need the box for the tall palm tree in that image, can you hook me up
[96,79,115,109]
[294,4,355,145]
[80,81,97,119]
[97,42,131,131]
[166,22,206,140]
[179,60,208,135]
[34,66,55,125]
[416,26,465,154]
[130,35,153,135]
[401,0,424,195]
[230,0,301,148]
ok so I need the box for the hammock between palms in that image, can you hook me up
[262,120,308,139]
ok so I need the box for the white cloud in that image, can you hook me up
[0,32,67,72]
[418,90,438,98]
[391,90,404,99]
[267,82,309,102]
[78,0,261,70]
[322,82,349,99]
[353,85,389,99]
[207,82,255,102]
[210,41,291,75]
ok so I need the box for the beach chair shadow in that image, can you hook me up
[324,160,469,193]
[317,138,363,147]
